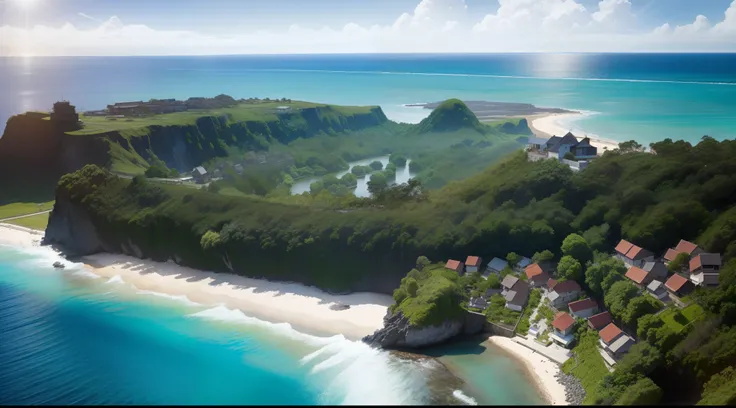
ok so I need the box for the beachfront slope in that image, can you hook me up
[414,99,485,134]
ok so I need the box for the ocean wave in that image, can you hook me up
[220,68,736,86]
[71,269,101,279]
[135,289,200,306]
[453,390,478,405]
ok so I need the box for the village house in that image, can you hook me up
[485,257,508,276]
[525,263,550,288]
[587,311,613,331]
[646,280,669,301]
[615,239,655,268]
[516,256,533,273]
[527,136,549,152]
[642,261,669,281]
[664,274,695,307]
[663,239,703,268]
[275,106,292,114]
[465,256,483,274]
[445,259,465,275]
[624,266,654,289]
[607,334,635,359]
[501,275,521,295]
[568,298,599,319]
[550,312,576,348]
[599,323,625,350]
[546,132,598,160]
[504,281,530,312]
[546,279,582,309]
[192,166,210,184]
[690,253,722,287]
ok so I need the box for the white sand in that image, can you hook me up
[529,112,620,154]
[487,336,569,405]
[82,253,392,340]
[0,223,44,248]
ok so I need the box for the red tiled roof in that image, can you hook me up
[547,278,558,289]
[690,253,722,273]
[552,312,575,332]
[626,245,644,259]
[587,312,612,330]
[568,298,597,313]
[552,280,581,294]
[525,263,544,279]
[675,239,699,255]
[445,260,462,271]
[625,266,650,285]
[665,274,689,293]
[465,256,481,267]
[615,239,634,255]
[599,323,623,344]
[664,248,682,262]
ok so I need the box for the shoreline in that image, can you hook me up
[527,112,620,154]
[0,224,392,341]
[486,336,569,405]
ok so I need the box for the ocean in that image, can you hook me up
[0,244,544,405]
[1,53,736,144]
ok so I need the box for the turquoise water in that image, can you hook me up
[2,54,735,144]
[0,244,542,405]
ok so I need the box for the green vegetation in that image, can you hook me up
[557,255,583,282]
[0,201,54,219]
[516,288,542,335]
[698,367,736,405]
[369,160,384,171]
[485,294,521,326]
[562,331,610,405]
[5,213,50,230]
[659,303,704,333]
[390,262,464,327]
[414,99,485,134]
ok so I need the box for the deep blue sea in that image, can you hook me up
[0,244,544,405]
[1,53,736,143]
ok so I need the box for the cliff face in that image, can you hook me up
[362,310,485,349]
[0,105,389,180]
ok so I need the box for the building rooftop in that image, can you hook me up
[487,257,509,272]
[647,280,664,292]
[501,274,520,289]
[664,248,682,262]
[615,239,634,256]
[625,266,650,284]
[552,280,581,294]
[690,253,722,272]
[609,335,634,353]
[552,312,575,332]
[675,239,700,255]
[665,274,690,292]
[568,298,598,313]
[466,256,482,267]
[599,323,623,344]
[445,259,463,271]
[525,263,545,279]
[587,311,612,330]
[518,257,532,269]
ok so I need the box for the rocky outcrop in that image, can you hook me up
[42,198,106,256]
[555,371,585,405]
[362,310,467,349]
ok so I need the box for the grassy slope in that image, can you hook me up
[0,201,54,219]
[6,213,51,230]
[393,264,465,327]
[562,331,610,404]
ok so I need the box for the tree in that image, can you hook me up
[623,296,661,328]
[486,274,501,289]
[369,160,384,171]
[506,252,521,268]
[367,172,388,195]
[561,233,593,264]
[668,252,690,273]
[416,256,431,269]
[601,271,626,294]
[405,278,419,297]
[310,180,325,194]
[618,140,644,153]
[207,182,221,194]
[557,255,583,282]
[636,313,663,341]
[532,250,555,264]
[200,230,222,250]
[605,281,640,320]
[340,173,358,186]
[698,367,736,405]
[145,163,172,178]
[615,377,662,405]
[583,223,611,253]
[563,152,576,161]
[586,256,627,297]
[389,153,407,167]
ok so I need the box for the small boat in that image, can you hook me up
[52,261,66,269]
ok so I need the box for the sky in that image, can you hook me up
[0,0,735,55]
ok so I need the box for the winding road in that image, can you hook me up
[0,210,52,223]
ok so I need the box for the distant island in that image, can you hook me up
[405,100,578,121]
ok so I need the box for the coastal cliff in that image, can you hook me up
[362,310,486,349]
[0,103,389,181]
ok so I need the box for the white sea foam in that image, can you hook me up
[453,390,478,405]
[106,275,124,284]
[135,289,200,306]
[72,268,102,279]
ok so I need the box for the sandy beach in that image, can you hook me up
[0,224,392,340]
[528,112,620,154]
[487,336,569,405]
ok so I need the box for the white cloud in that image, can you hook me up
[1,0,735,56]
[77,12,102,23]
